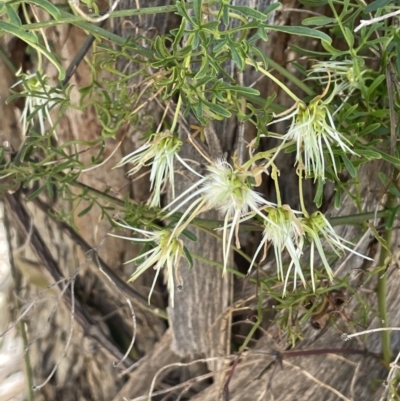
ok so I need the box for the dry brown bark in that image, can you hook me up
[0,1,394,401]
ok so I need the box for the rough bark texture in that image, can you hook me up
[0,1,394,401]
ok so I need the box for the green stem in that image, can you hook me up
[23,10,153,57]
[23,1,219,31]
[63,174,126,207]
[263,56,315,97]
[239,286,263,353]
[242,141,294,170]
[377,194,395,365]
[23,5,178,30]
[329,210,388,226]
[246,59,302,103]
[170,95,183,133]
[272,166,282,207]
[298,170,308,217]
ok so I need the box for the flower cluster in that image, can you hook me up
[308,59,368,95]
[109,221,185,307]
[249,207,372,295]
[301,211,372,291]
[115,130,193,207]
[248,205,305,295]
[113,61,371,305]
[11,69,65,138]
[113,148,371,305]
[272,94,354,180]
[165,158,276,274]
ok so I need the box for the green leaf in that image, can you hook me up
[46,179,54,199]
[193,0,202,22]
[334,186,342,209]
[369,223,390,252]
[355,148,382,159]
[230,43,245,70]
[229,5,269,21]
[366,74,385,99]
[343,26,354,48]
[183,246,194,269]
[26,183,46,200]
[321,41,348,57]
[378,171,388,184]
[222,4,229,25]
[154,36,169,59]
[172,19,186,51]
[302,16,336,26]
[313,177,324,208]
[78,202,94,217]
[341,154,357,178]
[31,0,61,19]
[364,0,392,13]
[0,20,38,43]
[290,44,329,57]
[388,184,400,199]
[263,25,332,43]
[358,123,380,136]
[338,103,358,123]
[25,40,65,79]
[205,101,232,118]
[385,205,400,230]
[182,229,198,242]
[175,0,194,25]
[374,149,400,167]
[5,4,21,26]
[263,2,281,16]
[194,54,210,80]
[201,20,220,32]
[225,85,260,96]
[257,26,268,41]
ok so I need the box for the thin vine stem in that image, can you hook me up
[378,194,395,365]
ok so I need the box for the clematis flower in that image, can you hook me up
[272,94,354,180]
[11,69,65,138]
[308,59,367,95]
[300,211,372,291]
[164,158,275,275]
[116,130,197,207]
[109,221,186,307]
[248,205,305,296]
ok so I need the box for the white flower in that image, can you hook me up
[109,221,185,307]
[11,69,64,138]
[273,95,354,180]
[165,158,275,275]
[308,59,367,94]
[248,205,305,296]
[300,211,372,291]
[116,131,195,207]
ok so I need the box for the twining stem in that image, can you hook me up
[377,194,395,365]
[264,56,315,97]
[239,285,263,353]
[246,59,302,103]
